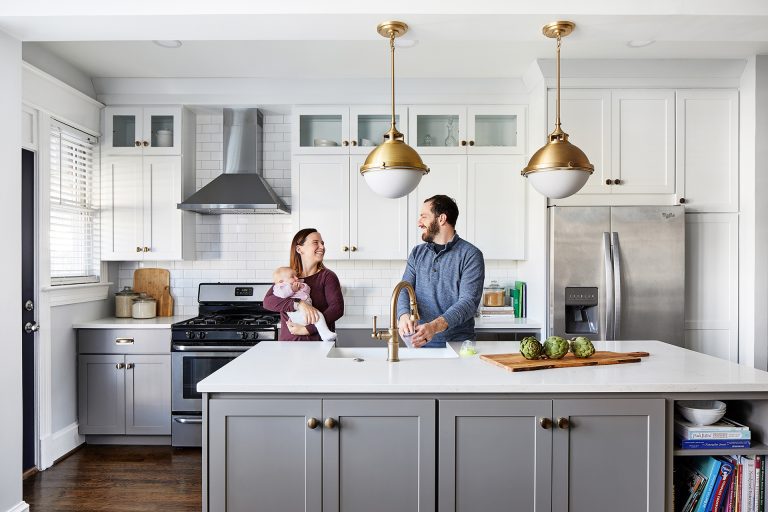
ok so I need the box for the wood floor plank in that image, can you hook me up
[24,445,201,511]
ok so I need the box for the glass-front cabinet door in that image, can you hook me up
[104,106,181,155]
[349,105,408,155]
[142,107,181,155]
[467,105,526,154]
[105,106,143,155]
[292,106,350,154]
[408,106,467,155]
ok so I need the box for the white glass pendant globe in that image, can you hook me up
[362,168,424,199]
[526,169,590,199]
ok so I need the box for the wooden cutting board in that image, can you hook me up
[480,351,650,372]
[133,268,172,316]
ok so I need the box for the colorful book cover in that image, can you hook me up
[708,460,734,511]
[691,457,723,512]
[677,437,751,449]
[678,466,708,512]
[760,455,765,512]
[675,417,752,440]
[511,288,520,318]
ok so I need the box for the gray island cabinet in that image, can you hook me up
[200,340,768,512]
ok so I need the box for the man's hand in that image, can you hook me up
[398,313,416,337]
[410,317,449,347]
[286,320,310,336]
[297,301,320,324]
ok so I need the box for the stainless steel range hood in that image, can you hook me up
[177,108,290,214]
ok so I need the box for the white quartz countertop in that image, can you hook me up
[336,315,541,330]
[73,316,191,329]
[198,340,768,394]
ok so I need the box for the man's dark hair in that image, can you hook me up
[424,194,459,227]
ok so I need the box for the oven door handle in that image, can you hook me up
[174,417,203,424]
[172,345,252,352]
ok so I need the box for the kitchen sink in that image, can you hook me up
[326,346,459,360]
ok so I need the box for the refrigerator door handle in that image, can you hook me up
[603,232,614,340]
[611,232,622,340]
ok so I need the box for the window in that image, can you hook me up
[49,120,100,285]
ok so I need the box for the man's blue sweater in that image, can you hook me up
[397,234,485,347]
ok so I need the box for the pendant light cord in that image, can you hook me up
[555,32,561,132]
[390,31,396,132]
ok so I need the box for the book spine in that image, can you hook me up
[760,455,765,512]
[679,439,751,449]
[698,460,724,512]
[713,463,735,511]
[680,431,752,441]
[748,457,756,512]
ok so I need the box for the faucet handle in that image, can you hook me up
[371,315,378,338]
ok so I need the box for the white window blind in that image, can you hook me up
[50,120,100,286]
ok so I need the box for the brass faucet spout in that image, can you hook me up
[370,281,419,362]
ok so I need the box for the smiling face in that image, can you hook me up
[419,201,441,243]
[296,231,325,270]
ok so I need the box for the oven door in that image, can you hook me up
[171,349,246,413]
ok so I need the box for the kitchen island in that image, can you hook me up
[199,340,768,512]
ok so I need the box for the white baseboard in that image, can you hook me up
[40,421,84,469]
[5,502,29,512]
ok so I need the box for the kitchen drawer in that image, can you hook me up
[78,328,171,354]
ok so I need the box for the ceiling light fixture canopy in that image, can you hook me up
[360,20,429,199]
[522,21,593,199]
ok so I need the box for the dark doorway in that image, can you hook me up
[22,148,36,472]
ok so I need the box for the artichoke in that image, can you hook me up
[543,336,569,359]
[519,336,543,360]
[570,336,596,358]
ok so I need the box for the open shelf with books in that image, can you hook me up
[674,443,768,457]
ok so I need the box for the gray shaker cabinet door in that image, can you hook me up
[208,399,322,512]
[552,398,665,512]
[78,354,126,435]
[439,399,553,512]
[125,354,171,435]
[322,399,436,512]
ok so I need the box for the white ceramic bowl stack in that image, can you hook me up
[676,400,727,425]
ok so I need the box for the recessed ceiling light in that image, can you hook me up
[153,40,183,49]
[627,40,655,48]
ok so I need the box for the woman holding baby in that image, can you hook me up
[263,228,344,341]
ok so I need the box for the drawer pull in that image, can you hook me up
[539,417,552,429]
[174,417,203,424]
[116,363,125,369]
[557,417,570,429]
[115,338,135,345]
[126,363,135,369]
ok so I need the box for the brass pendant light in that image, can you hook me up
[360,21,429,199]
[522,21,594,199]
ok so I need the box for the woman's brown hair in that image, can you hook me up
[290,228,325,277]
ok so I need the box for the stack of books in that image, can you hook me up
[676,417,752,450]
[676,455,765,512]
[477,281,528,319]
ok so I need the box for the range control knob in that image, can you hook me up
[198,331,206,340]
[240,331,249,340]
[185,331,194,339]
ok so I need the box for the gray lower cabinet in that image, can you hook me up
[439,398,665,512]
[78,353,171,435]
[207,398,435,512]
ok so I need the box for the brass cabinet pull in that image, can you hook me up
[342,245,349,252]
[350,246,357,252]
[613,178,622,185]
[342,140,349,147]
[115,338,134,345]
[116,363,125,369]
[679,197,687,204]
[134,141,141,147]
[324,417,337,429]
[307,417,320,429]
[460,140,467,146]
[143,246,150,252]
[557,417,570,429]
[142,140,149,147]
[126,363,135,369]
[469,140,475,146]
[351,140,358,146]
[605,179,613,185]
[136,246,142,252]
[539,417,552,429]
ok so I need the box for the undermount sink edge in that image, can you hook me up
[326,345,459,360]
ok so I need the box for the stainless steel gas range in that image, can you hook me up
[171,282,277,447]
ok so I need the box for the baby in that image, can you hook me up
[272,266,337,341]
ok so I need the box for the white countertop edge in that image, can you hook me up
[73,315,191,329]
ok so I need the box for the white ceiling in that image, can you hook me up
[5,1,768,79]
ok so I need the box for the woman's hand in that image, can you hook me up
[297,301,320,324]
[286,320,310,336]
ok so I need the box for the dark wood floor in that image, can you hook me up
[23,445,202,512]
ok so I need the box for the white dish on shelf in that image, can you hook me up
[676,400,726,425]
[313,138,338,147]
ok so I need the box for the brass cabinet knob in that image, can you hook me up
[469,140,475,146]
[143,246,150,252]
[613,178,622,185]
[324,417,337,429]
[351,140,358,146]
[350,246,357,252]
[136,246,142,252]
[143,141,149,147]
[679,197,687,204]
[126,363,134,369]
[460,140,467,146]
[342,245,349,252]
[307,417,319,429]
[342,140,349,147]
[134,141,141,147]
[557,417,570,429]
[539,417,552,429]
[605,179,613,185]
[116,363,125,369]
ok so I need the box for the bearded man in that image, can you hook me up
[397,194,485,347]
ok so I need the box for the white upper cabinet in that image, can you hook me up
[292,105,407,155]
[611,90,675,195]
[676,89,739,212]
[104,106,182,156]
[409,105,526,155]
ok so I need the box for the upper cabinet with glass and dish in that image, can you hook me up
[292,105,408,155]
[104,106,182,156]
[408,105,526,155]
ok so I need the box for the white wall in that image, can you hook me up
[0,28,26,512]
[22,43,96,99]
[118,112,521,318]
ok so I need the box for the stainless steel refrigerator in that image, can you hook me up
[550,206,685,345]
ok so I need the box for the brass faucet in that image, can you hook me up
[371,280,420,362]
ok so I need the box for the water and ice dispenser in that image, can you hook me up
[564,287,598,335]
